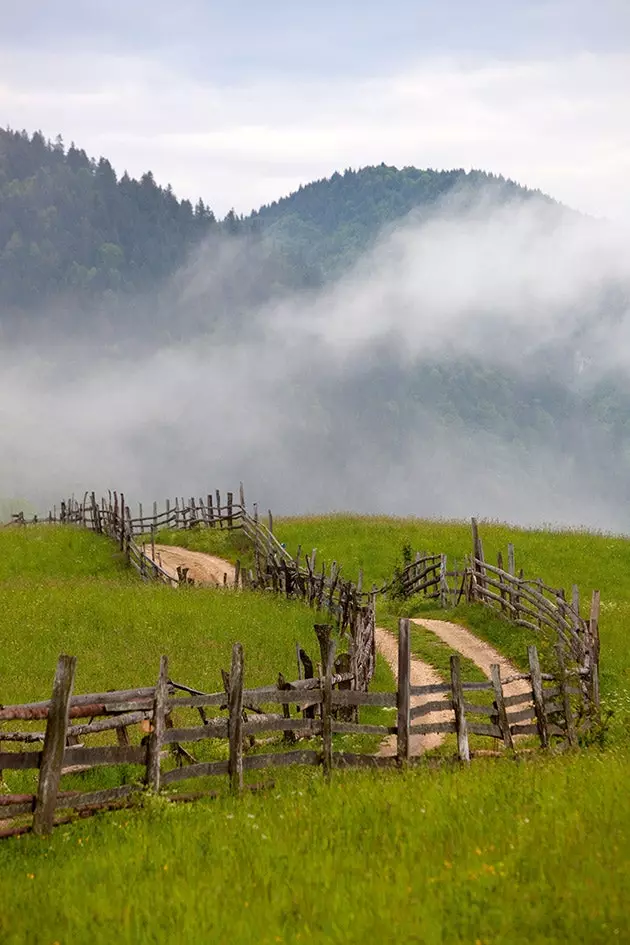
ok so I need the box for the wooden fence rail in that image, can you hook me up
[1,620,594,838]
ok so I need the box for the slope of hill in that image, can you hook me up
[0,129,554,315]
[245,163,556,279]
[0,128,215,312]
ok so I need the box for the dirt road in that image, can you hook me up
[145,544,527,755]
[143,544,236,587]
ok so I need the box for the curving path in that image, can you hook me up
[147,544,527,755]
[143,543,236,587]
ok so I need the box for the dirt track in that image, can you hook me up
[143,544,236,586]
[148,544,527,755]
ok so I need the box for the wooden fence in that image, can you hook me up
[9,497,600,708]
[0,619,593,838]
[10,486,377,691]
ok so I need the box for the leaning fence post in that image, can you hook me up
[397,618,411,766]
[528,645,548,748]
[146,655,168,792]
[228,643,244,795]
[450,654,470,763]
[33,655,77,835]
[321,635,336,778]
[589,590,601,707]
[555,644,578,748]
[439,554,448,608]
[490,664,514,750]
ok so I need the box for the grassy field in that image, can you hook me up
[1,753,628,944]
[1,518,629,943]
[276,516,630,727]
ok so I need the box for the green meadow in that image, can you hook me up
[0,518,629,944]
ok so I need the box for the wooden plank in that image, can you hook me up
[228,643,244,794]
[510,724,541,737]
[242,750,321,771]
[63,745,147,767]
[462,702,496,717]
[409,722,457,735]
[333,753,399,769]
[491,664,514,750]
[167,693,228,709]
[450,654,470,762]
[33,655,77,836]
[410,700,452,719]
[467,722,502,738]
[147,656,168,791]
[161,760,230,785]
[66,710,150,737]
[163,721,229,743]
[528,645,549,748]
[243,717,322,737]
[331,691,397,708]
[0,686,156,722]
[0,751,42,770]
[506,706,536,725]
[503,691,533,708]
[331,722,397,736]
[55,784,137,811]
[397,618,411,766]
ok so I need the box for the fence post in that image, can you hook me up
[320,632,336,778]
[450,654,470,763]
[147,656,168,792]
[528,645,548,748]
[589,590,601,707]
[32,655,77,835]
[239,481,246,512]
[397,618,411,766]
[439,554,448,608]
[490,664,514,750]
[555,644,578,748]
[227,492,233,529]
[228,643,244,795]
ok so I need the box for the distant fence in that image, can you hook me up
[387,519,601,709]
[0,619,595,839]
[10,486,377,691]
[9,496,600,707]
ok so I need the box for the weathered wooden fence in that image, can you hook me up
[0,619,594,838]
[10,486,377,690]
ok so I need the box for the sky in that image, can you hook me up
[1,0,629,219]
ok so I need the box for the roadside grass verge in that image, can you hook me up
[1,751,628,945]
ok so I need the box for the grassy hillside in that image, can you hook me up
[1,520,629,944]
[275,516,630,724]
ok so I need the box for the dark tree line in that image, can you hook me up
[0,128,215,311]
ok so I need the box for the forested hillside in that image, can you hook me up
[0,129,551,315]
[0,128,215,312]
[245,164,554,279]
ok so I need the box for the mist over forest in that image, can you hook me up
[2,128,630,531]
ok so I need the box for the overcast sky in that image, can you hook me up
[1,1,629,218]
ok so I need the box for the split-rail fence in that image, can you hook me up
[1,619,593,839]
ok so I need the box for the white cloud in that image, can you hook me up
[0,48,628,218]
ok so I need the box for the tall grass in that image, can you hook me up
[1,753,628,945]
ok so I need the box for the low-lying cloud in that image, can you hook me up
[2,189,630,531]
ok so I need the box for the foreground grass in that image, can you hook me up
[2,520,630,944]
[1,753,629,945]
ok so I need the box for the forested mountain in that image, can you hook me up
[244,164,554,280]
[0,128,215,312]
[0,129,553,315]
